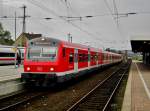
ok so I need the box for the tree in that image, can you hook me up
[0,23,4,37]
[0,22,14,45]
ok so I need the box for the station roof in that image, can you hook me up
[131,36,150,52]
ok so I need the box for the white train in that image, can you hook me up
[0,45,25,65]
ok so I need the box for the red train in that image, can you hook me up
[21,37,123,86]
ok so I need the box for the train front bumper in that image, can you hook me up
[21,72,57,82]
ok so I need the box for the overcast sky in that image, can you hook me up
[1,0,150,50]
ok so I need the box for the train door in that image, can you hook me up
[88,48,90,67]
[68,52,74,70]
[96,52,98,67]
[74,48,78,72]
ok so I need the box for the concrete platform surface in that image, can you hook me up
[122,61,150,111]
[0,65,23,82]
[0,65,24,96]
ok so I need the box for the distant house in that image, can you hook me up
[13,33,42,47]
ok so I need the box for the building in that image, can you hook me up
[131,35,150,64]
[13,33,42,47]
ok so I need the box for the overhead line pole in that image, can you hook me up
[22,5,26,33]
[15,12,16,40]
[113,0,119,26]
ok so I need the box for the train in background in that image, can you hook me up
[0,45,25,65]
[21,37,123,86]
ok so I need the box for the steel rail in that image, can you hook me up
[66,63,130,111]
[66,66,123,111]
[0,89,26,100]
[0,91,45,111]
[102,69,128,111]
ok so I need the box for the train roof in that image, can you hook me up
[0,45,25,49]
[58,38,102,52]
[102,50,121,56]
[29,37,61,43]
[28,37,122,56]
[0,47,15,53]
[28,37,102,52]
[0,45,24,53]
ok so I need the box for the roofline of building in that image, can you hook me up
[130,35,150,41]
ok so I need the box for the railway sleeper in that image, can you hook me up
[78,105,104,111]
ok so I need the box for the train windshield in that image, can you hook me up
[27,46,57,61]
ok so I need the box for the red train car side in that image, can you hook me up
[21,37,122,85]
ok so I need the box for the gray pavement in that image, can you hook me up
[122,61,150,111]
[0,65,23,82]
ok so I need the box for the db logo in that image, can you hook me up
[37,67,42,71]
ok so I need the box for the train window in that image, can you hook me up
[27,47,57,61]
[94,55,98,61]
[82,54,84,62]
[82,54,88,62]
[105,54,107,60]
[98,54,101,60]
[92,55,94,61]
[92,55,95,61]
[102,53,104,60]
[76,53,88,62]
[91,54,96,61]
[9,53,15,57]
[69,53,74,63]
[107,54,109,60]
[78,54,82,62]
[0,52,15,57]
[84,54,88,62]
[110,55,112,61]
[21,53,24,58]
[62,48,66,57]
[90,55,93,61]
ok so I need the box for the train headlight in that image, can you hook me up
[41,38,45,41]
[50,67,54,71]
[27,67,30,71]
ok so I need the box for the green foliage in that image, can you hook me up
[132,55,143,61]
[0,22,14,45]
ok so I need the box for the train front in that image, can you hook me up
[21,37,60,86]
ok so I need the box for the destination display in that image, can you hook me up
[30,41,57,47]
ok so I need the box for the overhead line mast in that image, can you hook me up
[21,5,26,33]
[15,12,16,40]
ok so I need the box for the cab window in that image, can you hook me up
[69,53,74,63]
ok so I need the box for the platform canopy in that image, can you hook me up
[131,36,150,53]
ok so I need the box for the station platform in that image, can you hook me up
[0,65,23,82]
[122,61,150,111]
[0,65,24,96]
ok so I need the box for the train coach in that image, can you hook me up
[0,46,16,64]
[21,37,123,86]
[0,45,25,65]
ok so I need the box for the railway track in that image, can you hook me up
[67,62,131,111]
[0,62,130,111]
[0,89,49,111]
